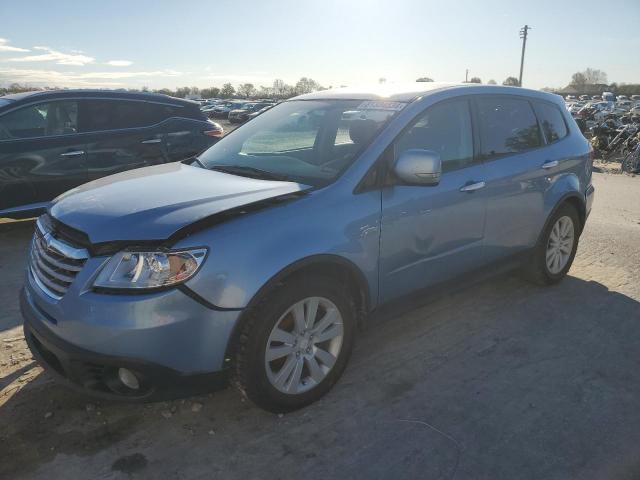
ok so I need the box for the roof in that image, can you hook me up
[293,82,562,104]
[0,89,198,107]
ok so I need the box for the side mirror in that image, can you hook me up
[393,149,442,186]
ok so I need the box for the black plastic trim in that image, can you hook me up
[177,285,243,312]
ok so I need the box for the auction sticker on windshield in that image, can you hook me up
[357,101,406,111]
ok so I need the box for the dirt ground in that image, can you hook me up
[1,170,639,480]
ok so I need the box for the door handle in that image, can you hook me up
[59,150,85,157]
[541,160,559,169]
[141,138,162,144]
[460,181,486,192]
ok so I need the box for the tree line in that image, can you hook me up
[3,70,640,98]
[0,77,327,100]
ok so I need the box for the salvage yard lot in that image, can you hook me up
[1,172,639,480]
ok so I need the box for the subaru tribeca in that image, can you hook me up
[21,83,595,412]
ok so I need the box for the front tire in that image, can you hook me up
[523,203,581,285]
[233,275,356,412]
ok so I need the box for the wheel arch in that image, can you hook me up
[537,192,586,246]
[224,254,371,361]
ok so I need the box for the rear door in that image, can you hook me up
[162,104,213,161]
[0,100,87,213]
[80,99,169,181]
[474,95,549,261]
[379,98,488,302]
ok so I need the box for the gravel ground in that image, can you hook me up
[0,171,639,480]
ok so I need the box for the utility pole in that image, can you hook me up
[465,69,469,83]
[518,25,531,87]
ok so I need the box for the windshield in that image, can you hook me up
[198,99,401,187]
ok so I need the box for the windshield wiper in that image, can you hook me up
[209,165,292,182]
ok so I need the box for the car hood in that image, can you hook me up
[50,162,311,244]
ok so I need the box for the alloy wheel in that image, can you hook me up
[546,215,575,274]
[265,296,344,394]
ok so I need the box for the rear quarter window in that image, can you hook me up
[182,105,208,121]
[82,100,171,132]
[532,101,568,144]
[476,96,542,160]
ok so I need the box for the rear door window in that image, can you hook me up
[81,100,167,132]
[476,97,542,160]
[532,101,568,144]
[0,101,78,140]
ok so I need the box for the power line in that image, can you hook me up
[518,25,531,87]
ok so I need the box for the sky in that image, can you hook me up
[1,0,639,91]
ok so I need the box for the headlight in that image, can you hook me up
[93,248,208,290]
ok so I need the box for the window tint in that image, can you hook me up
[476,97,541,159]
[396,99,474,173]
[0,101,78,140]
[533,101,568,143]
[82,100,167,132]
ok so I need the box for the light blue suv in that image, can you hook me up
[21,83,594,412]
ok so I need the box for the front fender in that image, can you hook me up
[175,188,381,310]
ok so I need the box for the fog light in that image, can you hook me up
[118,368,140,390]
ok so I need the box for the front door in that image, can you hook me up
[0,100,87,213]
[379,98,488,303]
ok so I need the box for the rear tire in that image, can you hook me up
[233,275,356,413]
[523,203,580,285]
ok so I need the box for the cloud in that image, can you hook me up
[0,38,30,53]
[0,68,183,88]
[7,46,95,66]
[106,60,133,67]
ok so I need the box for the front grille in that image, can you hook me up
[29,217,89,300]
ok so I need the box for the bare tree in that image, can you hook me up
[469,77,482,84]
[487,79,497,85]
[502,76,520,86]
[294,77,321,95]
[570,68,608,87]
[416,77,434,82]
[583,68,608,85]
[220,83,236,98]
[174,86,191,98]
[570,72,587,88]
[200,87,220,98]
[237,83,257,98]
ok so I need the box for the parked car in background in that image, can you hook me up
[246,104,276,121]
[579,95,590,101]
[21,83,594,412]
[201,103,221,116]
[210,101,248,119]
[0,90,223,218]
[228,102,274,123]
[602,91,615,103]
